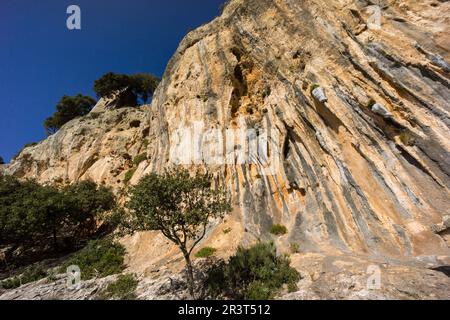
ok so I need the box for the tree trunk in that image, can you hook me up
[182,250,195,299]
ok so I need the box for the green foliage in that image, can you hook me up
[0,264,48,289]
[124,168,136,185]
[120,168,231,298]
[196,247,217,258]
[142,139,149,148]
[44,95,96,135]
[399,131,415,146]
[246,281,272,300]
[222,227,232,234]
[0,175,115,252]
[93,72,130,99]
[131,73,160,103]
[24,142,38,148]
[206,242,300,300]
[100,274,138,300]
[310,84,320,94]
[61,238,126,280]
[132,154,147,167]
[12,142,38,160]
[270,224,288,236]
[366,98,376,108]
[93,72,160,103]
[290,243,300,254]
[61,181,116,240]
[0,175,62,247]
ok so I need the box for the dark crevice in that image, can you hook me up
[283,134,291,159]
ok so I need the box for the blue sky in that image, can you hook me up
[0,0,225,162]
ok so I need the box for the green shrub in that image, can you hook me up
[206,242,300,300]
[0,175,115,252]
[270,224,288,236]
[100,274,138,300]
[196,247,217,258]
[124,168,136,184]
[60,238,126,280]
[366,98,376,108]
[94,72,160,103]
[0,264,48,289]
[12,142,38,159]
[120,168,231,299]
[290,243,300,254]
[222,227,232,234]
[62,181,115,240]
[246,280,272,300]
[132,154,147,167]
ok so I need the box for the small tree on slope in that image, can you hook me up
[120,168,231,299]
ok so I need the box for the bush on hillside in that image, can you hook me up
[270,224,288,236]
[119,168,231,299]
[195,247,217,258]
[0,264,48,289]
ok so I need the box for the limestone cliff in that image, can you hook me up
[4,0,450,299]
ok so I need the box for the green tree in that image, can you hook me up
[120,168,231,299]
[0,175,115,254]
[130,73,160,103]
[44,94,96,135]
[32,184,66,251]
[60,238,126,280]
[93,72,131,99]
[0,174,32,245]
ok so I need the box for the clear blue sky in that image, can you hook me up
[0,0,225,162]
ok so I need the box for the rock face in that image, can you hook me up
[7,100,149,191]
[4,0,450,299]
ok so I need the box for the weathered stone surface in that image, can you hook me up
[3,0,450,299]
